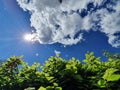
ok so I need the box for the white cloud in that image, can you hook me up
[17,0,120,48]
[92,1,120,47]
[108,34,120,48]
[100,10,120,35]
[54,50,61,55]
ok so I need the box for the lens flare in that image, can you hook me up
[24,33,39,42]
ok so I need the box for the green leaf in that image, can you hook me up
[55,87,62,90]
[66,64,71,70]
[53,83,58,87]
[97,79,106,88]
[107,74,120,81]
[103,68,118,80]
[38,86,46,90]
[46,86,54,90]
[25,87,35,90]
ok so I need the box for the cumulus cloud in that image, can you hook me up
[17,0,120,48]
[108,34,120,48]
[92,1,120,47]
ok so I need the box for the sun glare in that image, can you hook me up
[24,34,34,41]
[23,33,38,42]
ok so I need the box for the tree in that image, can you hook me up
[0,56,23,90]
[0,51,120,90]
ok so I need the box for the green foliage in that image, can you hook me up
[98,68,120,89]
[38,83,62,90]
[0,51,120,90]
[103,68,120,81]
[0,56,48,90]
[24,87,35,90]
[98,79,106,88]
[38,86,46,90]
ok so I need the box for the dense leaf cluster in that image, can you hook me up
[0,52,120,90]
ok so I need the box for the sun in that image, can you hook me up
[23,33,38,42]
[24,34,35,41]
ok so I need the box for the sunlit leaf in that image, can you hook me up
[38,86,46,90]
[97,79,106,88]
[103,68,118,80]
[107,74,120,81]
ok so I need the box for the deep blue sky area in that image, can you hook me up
[0,0,120,65]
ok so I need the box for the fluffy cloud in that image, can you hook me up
[108,34,120,48]
[17,0,120,47]
[92,1,120,47]
[54,50,61,55]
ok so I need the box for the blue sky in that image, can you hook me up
[0,0,120,65]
